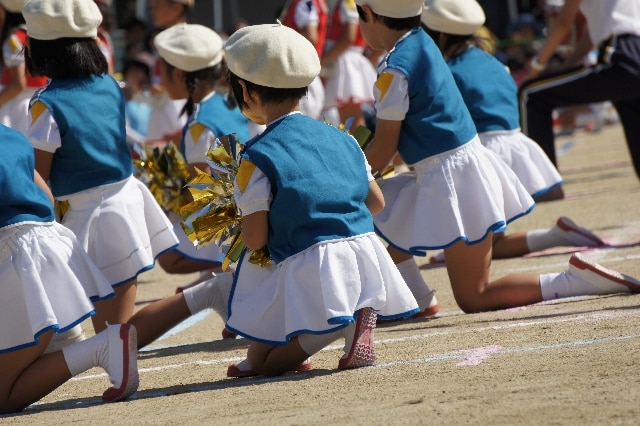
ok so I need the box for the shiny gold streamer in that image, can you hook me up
[132,142,190,214]
[180,134,272,269]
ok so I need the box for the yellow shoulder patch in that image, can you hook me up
[30,101,48,125]
[344,0,356,10]
[236,160,256,194]
[8,35,20,54]
[188,122,207,144]
[375,72,395,102]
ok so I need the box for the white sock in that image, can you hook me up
[44,324,86,355]
[234,358,252,372]
[526,228,566,252]
[183,272,234,319]
[539,269,627,301]
[298,330,343,356]
[396,258,433,301]
[62,329,108,376]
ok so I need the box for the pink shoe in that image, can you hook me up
[226,358,313,378]
[102,324,139,403]
[338,308,377,370]
[556,217,604,247]
[569,253,640,294]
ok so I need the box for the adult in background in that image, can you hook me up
[518,0,640,180]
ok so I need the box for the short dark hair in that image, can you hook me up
[180,61,235,117]
[227,71,308,112]
[25,38,108,79]
[356,5,421,31]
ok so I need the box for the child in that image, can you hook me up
[355,0,640,315]
[0,124,138,413]
[321,0,377,131]
[421,0,603,262]
[23,0,178,332]
[280,0,328,119]
[0,0,47,135]
[145,0,194,146]
[152,23,251,334]
[222,22,418,377]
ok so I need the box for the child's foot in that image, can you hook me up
[339,307,377,370]
[555,217,604,247]
[101,324,139,403]
[411,291,440,318]
[226,358,313,378]
[221,327,238,339]
[569,253,640,294]
[429,251,445,264]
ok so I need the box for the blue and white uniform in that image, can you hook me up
[0,127,113,354]
[226,113,418,344]
[372,28,534,255]
[447,46,562,198]
[26,74,178,287]
[171,91,251,264]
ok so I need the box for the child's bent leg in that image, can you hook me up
[246,338,311,377]
[0,330,71,414]
[444,237,542,313]
[91,280,137,333]
[388,246,439,317]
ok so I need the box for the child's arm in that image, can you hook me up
[34,169,54,206]
[363,118,402,176]
[235,159,271,251]
[241,210,269,250]
[366,180,385,215]
[34,150,54,183]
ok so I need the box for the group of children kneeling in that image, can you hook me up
[2,0,639,415]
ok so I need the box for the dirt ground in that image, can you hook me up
[3,122,640,425]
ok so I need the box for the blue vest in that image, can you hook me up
[383,28,477,163]
[31,74,132,197]
[0,126,54,227]
[181,92,251,158]
[447,47,520,133]
[241,114,373,264]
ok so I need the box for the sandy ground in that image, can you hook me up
[3,123,640,425]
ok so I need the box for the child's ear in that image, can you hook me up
[238,79,253,104]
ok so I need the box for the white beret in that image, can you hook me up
[422,0,486,36]
[173,0,194,6]
[355,0,423,19]
[224,22,320,89]
[0,0,26,13]
[23,0,102,40]
[154,24,224,72]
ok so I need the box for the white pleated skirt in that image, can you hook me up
[479,129,563,198]
[0,222,114,353]
[59,175,179,286]
[323,46,377,109]
[167,211,222,264]
[374,138,535,255]
[226,233,419,345]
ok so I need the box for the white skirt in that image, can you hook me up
[226,233,419,345]
[167,211,222,264]
[0,222,114,353]
[59,175,179,286]
[374,138,535,254]
[323,46,377,109]
[479,129,563,198]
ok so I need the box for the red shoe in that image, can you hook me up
[338,307,377,370]
[226,358,313,378]
[411,292,440,318]
[556,217,604,247]
[569,253,640,293]
[102,324,139,403]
